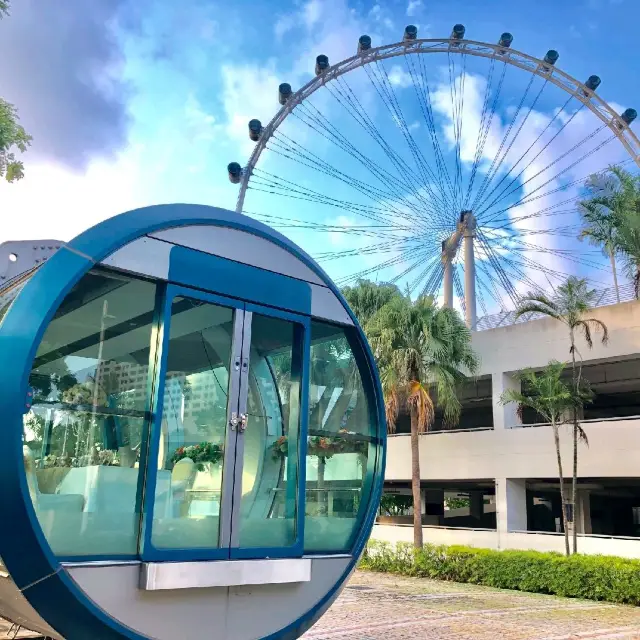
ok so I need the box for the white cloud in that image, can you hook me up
[303,0,322,28]
[274,14,296,40]
[0,155,144,244]
[406,0,423,16]
[388,65,413,89]
[220,62,282,158]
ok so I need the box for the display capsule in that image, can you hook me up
[278,83,292,105]
[403,25,418,41]
[228,162,242,183]
[315,54,329,75]
[498,32,513,48]
[621,108,637,126]
[451,24,466,39]
[248,119,262,142]
[358,34,372,53]
[585,75,601,92]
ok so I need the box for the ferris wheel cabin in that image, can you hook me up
[0,204,386,640]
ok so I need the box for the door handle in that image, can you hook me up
[229,413,238,430]
[238,414,248,433]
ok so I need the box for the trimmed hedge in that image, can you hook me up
[359,541,640,605]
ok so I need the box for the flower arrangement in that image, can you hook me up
[171,442,223,471]
[62,381,108,410]
[38,446,121,468]
[271,429,367,461]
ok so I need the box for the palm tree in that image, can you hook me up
[579,199,621,303]
[616,209,640,298]
[367,295,479,548]
[580,166,640,299]
[500,362,585,556]
[514,277,608,553]
[342,279,402,329]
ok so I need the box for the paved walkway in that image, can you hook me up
[303,571,640,639]
[3,571,640,639]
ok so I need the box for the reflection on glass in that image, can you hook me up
[151,297,233,550]
[22,270,157,557]
[237,314,301,549]
[304,322,375,552]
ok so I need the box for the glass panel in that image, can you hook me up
[304,322,376,552]
[236,314,301,549]
[22,270,157,557]
[151,296,234,550]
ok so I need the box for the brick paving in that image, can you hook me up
[302,571,640,640]
[3,570,640,639]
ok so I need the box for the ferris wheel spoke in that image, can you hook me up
[265,135,436,226]
[333,247,431,286]
[493,234,610,275]
[409,256,441,297]
[404,53,457,208]
[477,261,509,310]
[292,101,440,221]
[446,50,467,211]
[479,123,611,220]
[474,95,580,214]
[362,61,454,221]
[463,55,500,209]
[316,234,428,261]
[391,251,438,287]
[479,134,617,226]
[471,73,545,210]
[249,168,429,228]
[329,77,451,221]
[476,230,520,303]
[247,212,414,241]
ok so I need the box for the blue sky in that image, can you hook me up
[1,0,638,314]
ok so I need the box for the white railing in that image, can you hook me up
[387,426,494,437]
[511,529,640,541]
[476,282,637,331]
[512,414,640,429]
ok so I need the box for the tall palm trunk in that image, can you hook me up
[570,330,578,554]
[410,404,423,549]
[609,249,620,303]
[552,419,571,556]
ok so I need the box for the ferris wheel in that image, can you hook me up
[227,24,640,330]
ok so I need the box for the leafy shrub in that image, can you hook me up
[359,541,640,605]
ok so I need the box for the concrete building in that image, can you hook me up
[373,295,640,558]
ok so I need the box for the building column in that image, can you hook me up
[424,489,444,525]
[575,489,592,535]
[492,372,522,430]
[469,491,484,521]
[496,478,527,547]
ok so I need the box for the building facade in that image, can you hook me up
[373,297,640,558]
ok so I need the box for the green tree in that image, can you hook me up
[500,362,593,556]
[514,277,607,553]
[0,1,32,182]
[367,295,479,548]
[580,166,640,298]
[342,279,402,329]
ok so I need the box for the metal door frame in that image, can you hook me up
[140,286,310,562]
[140,284,245,562]
[229,301,310,560]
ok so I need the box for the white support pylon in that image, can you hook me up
[442,241,454,308]
[463,211,477,331]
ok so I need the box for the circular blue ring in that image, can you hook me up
[0,204,387,640]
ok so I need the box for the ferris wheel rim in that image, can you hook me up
[234,35,640,214]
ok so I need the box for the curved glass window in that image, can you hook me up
[22,270,157,557]
[304,321,377,552]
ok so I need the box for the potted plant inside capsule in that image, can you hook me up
[170,442,224,472]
